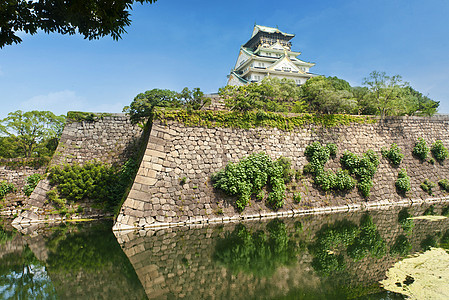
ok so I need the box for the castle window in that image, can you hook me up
[282,67,291,72]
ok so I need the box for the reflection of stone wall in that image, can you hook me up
[116,204,449,299]
[116,115,449,229]
[0,222,147,300]
[14,114,142,225]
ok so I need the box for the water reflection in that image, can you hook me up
[1,203,449,299]
[0,221,146,299]
[116,203,449,299]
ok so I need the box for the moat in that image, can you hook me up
[1,202,449,299]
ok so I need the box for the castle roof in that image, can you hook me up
[251,25,295,39]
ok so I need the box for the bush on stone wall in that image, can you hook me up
[340,150,379,197]
[22,174,43,196]
[420,179,436,195]
[0,181,16,201]
[412,137,429,160]
[395,169,411,195]
[304,142,356,193]
[438,179,449,192]
[47,158,139,212]
[381,143,404,166]
[431,140,448,162]
[211,152,286,210]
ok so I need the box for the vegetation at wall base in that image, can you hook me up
[22,174,43,196]
[154,109,375,131]
[431,140,449,162]
[438,179,449,192]
[211,152,286,211]
[395,169,411,195]
[381,143,404,166]
[420,179,436,196]
[412,137,429,160]
[47,158,139,214]
[0,181,16,201]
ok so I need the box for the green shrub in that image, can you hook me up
[304,142,355,193]
[431,140,449,162]
[276,156,295,183]
[395,169,411,195]
[381,143,404,166]
[46,189,67,209]
[47,158,139,212]
[357,179,373,198]
[341,150,379,198]
[413,137,429,160]
[420,179,436,195]
[22,173,43,196]
[0,181,16,200]
[305,141,330,168]
[293,192,301,203]
[439,179,449,192]
[212,152,286,210]
[333,170,356,191]
[327,143,338,157]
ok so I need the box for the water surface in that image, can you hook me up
[1,203,449,299]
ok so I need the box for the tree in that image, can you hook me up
[124,88,180,124]
[261,77,306,112]
[0,110,65,158]
[403,86,439,116]
[178,87,211,111]
[300,76,357,114]
[362,71,408,119]
[219,77,305,113]
[0,0,157,48]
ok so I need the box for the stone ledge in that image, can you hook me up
[113,197,449,231]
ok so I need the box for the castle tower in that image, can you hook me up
[227,25,315,86]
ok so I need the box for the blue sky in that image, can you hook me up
[1,0,449,118]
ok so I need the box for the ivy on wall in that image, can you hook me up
[154,109,376,131]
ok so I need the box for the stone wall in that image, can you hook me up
[13,113,143,225]
[115,115,449,229]
[0,160,46,216]
[115,203,449,299]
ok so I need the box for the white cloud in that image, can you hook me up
[20,90,86,115]
[19,90,126,116]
